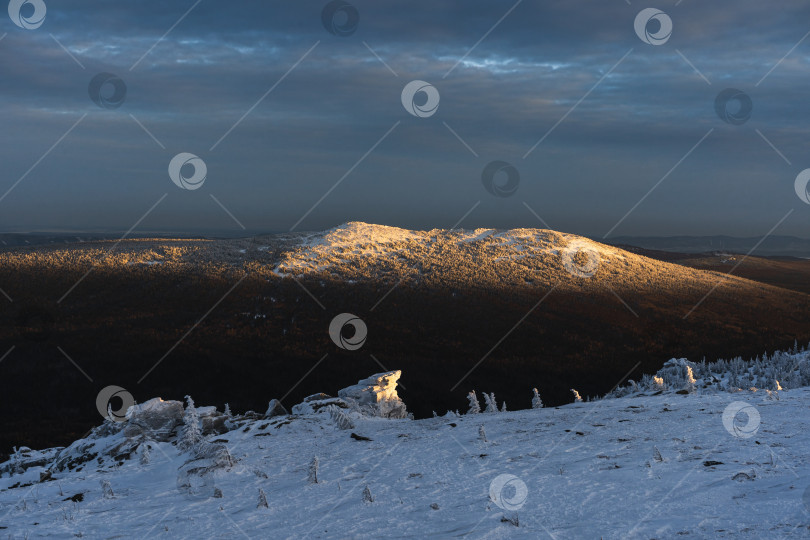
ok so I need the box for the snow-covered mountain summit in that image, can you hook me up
[273,221,622,280]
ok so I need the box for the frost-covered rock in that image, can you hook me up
[176,443,236,498]
[265,399,289,418]
[123,398,184,442]
[0,446,61,477]
[197,406,230,436]
[337,370,407,419]
[291,394,350,415]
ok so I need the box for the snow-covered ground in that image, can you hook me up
[2,358,810,538]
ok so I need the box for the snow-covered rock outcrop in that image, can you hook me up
[123,398,184,442]
[338,370,408,419]
[290,370,407,419]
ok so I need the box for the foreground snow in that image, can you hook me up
[2,370,810,538]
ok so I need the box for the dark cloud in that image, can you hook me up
[1,0,809,237]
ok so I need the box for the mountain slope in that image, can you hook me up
[0,223,809,455]
[1,357,809,538]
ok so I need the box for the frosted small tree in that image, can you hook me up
[362,485,373,503]
[571,389,583,403]
[531,388,543,409]
[327,405,355,430]
[224,403,232,418]
[101,479,114,499]
[685,366,697,393]
[257,488,269,508]
[308,456,319,484]
[478,425,488,443]
[500,401,507,412]
[484,393,498,413]
[180,395,202,452]
[139,443,151,466]
[467,391,481,414]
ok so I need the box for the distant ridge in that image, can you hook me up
[606,235,810,258]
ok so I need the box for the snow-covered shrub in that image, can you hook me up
[101,479,114,499]
[484,393,498,413]
[139,444,150,466]
[327,405,355,430]
[467,391,481,414]
[607,347,810,398]
[531,388,543,409]
[308,456,319,484]
[257,488,269,508]
[180,396,203,452]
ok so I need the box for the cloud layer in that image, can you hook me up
[1,0,810,237]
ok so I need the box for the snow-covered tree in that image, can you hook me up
[362,485,373,503]
[467,391,481,414]
[483,392,498,413]
[478,425,487,443]
[531,388,543,409]
[180,395,203,452]
[571,389,583,403]
[139,444,150,466]
[257,488,269,508]
[500,401,507,412]
[685,366,697,392]
[327,405,355,430]
[308,456,319,484]
[101,479,114,499]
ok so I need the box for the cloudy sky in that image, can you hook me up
[1,0,810,237]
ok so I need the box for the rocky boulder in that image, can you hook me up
[265,399,288,418]
[338,370,407,419]
[123,398,184,442]
[291,393,350,415]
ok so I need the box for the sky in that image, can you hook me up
[1,0,810,238]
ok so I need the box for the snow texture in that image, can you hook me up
[2,351,810,537]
